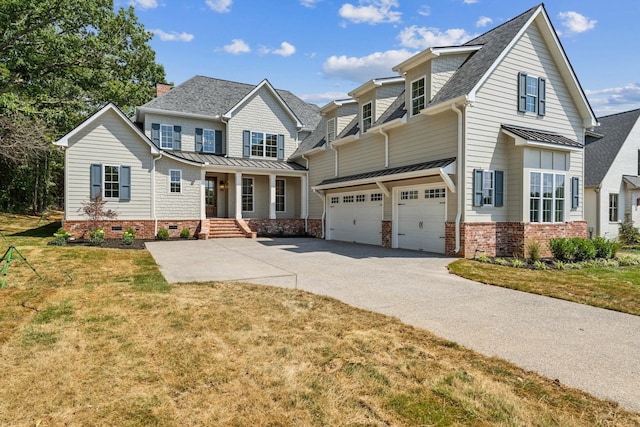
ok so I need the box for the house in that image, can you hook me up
[584,109,640,239]
[55,4,596,257]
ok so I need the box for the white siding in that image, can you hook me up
[431,54,470,99]
[375,82,404,122]
[465,21,585,223]
[307,149,334,218]
[337,104,358,136]
[65,109,153,220]
[227,87,300,159]
[144,113,224,153]
[154,158,201,219]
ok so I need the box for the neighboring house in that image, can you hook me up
[55,4,596,257]
[584,109,640,239]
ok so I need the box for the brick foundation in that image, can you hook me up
[245,219,306,237]
[62,219,202,240]
[446,221,588,258]
[306,219,324,238]
[381,221,392,248]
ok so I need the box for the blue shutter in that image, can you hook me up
[215,130,223,154]
[571,177,579,209]
[195,128,203,152]
[473,169,484,207]
[518,72,527,112]
[90,164,102,200]
[538,77,546,116]
[494,170,504,207]
[243,130,251,157]
[277,134,285,160]
[151,123,160,147]
[173,126,181,151]
[120,166,131,201]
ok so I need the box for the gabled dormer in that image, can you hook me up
[348,77,405,134]
[319,99,358,143]
[393,46,482,117]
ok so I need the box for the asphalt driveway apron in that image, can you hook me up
[146,237,640,412]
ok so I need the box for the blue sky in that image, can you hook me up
[117,0,640,116]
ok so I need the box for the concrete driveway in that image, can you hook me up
[146,237,640,412]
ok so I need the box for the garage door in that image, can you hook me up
[396,186,446,253]
[328,190,383,245]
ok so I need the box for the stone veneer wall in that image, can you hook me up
[62,219,202,240]
[245,219,306,237]
[445,221,588,258]
[306,219,324,238]
[381,221,392,248]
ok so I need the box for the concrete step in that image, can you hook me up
[208,219,248,239]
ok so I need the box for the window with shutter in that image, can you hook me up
[518,72,547,115]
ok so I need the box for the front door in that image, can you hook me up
[205,177,217,217]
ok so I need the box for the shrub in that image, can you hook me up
[571,238,596,262]
[618,215,640,245]
[51,227,70,246]
[532,260,548,270]
[122,227,136,245]
[618,255,640,266]
[527,241,541,263]
[494,258,509,266]
[549,238,574,262]
[50,236,67,246]
[156,228,170,240]
[593,236,617,260]
[88,228,105,246]
[510,258,526,268]
[552,260,566,270]
[180,227,190,239]
[475,253,490,263]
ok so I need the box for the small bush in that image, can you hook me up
[49,236,67,246]
[475,253,490,263]
[549,238,574,262]
[88,228,105,246]
[571,238,596,262]
[510,258,526,268]
[618,255,640,266]
[122,227,136,245]
[532,260,548,270]
[618,215,640,245]
[156,228,170,240]
[593,236,617,260]
[53,227,71,243]
[494,258,509,266]
[552,260,566,270]
[180,227,190,239]
[527,241,541,263]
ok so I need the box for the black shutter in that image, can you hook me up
[243,130,251,157]
[473,169,484,207]
[494,170,504,207]
[571,177,579,209]
[173,126,181,151]
[120,166,131,201]
[518,72,527,112]
[90,164,102,200]
[215,130,223,154]
[151,123,160,146]
[277,134,285,160]
[195,128,203,152]
[538,77,546,116]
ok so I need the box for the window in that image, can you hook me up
[242,178,254,211]
[276,179,285,212]
[356,194,366,202]
[251,132,264,157]
[265,134,278,158]
[609,194,619,222]
[196,128,223,154]
[103,166,119,198]
[529,172,565,223]
[203,129,215,152]
[411,77,426,116]
[400,190,418,200]
[248,131,279,158]
[327,118,336,143]
[331,196,339,204]
[343,195,354,203]
[371,193,382,202]
[483,170,494,205]
[518,72,546,116]
[426,188,446,199]
[473,169,504,207]
[160,124,173,149]
[169,169,181,193]
[362,102,372,132]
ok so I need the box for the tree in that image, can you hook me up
[0,0,165,213]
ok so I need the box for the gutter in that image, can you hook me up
[301,153,310,232]
[451,103,466,254]
[330,143,338,177]
[151,152,163,236]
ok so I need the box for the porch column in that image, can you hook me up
[269,173,277,220]
[300,174,308,219]
[200,170,206,220]
[235,171,242,219]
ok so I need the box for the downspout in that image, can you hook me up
[221,115,230,157]
[594,186,601,237]
[451,103,465,254]
[379,127,390,168]
[301,153,310,232]
[151,153,163,236]
[330,143,338,177]
[312,188,326,238]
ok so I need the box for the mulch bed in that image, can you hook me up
[58,238,195,250]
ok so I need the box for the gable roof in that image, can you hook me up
[291,117,327,159]
[585,109,640,187]
[138,75,321,130]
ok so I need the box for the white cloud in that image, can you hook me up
[151,29,194,42]
[417,6,430,17]
[339,0,401,25]
[131,0,158,9]
[322,49,412,82]
[223,39,250,54]
[476,16,492,28]
[206,0,232,13]
[261,42,297,57]
[299,91,351,105]
[586,83,640,114]
[558,11,596,34]
[398,26,475,49]
[300,0,321,7]
[463,0,478,4]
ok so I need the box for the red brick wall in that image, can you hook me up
[306,219,324,238]
[62,219,201,239]
[524,221,587,258]
[155,83,172,97]
[245,219,306,237]
[381,221,392,248]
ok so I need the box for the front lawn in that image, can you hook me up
[1,214,639,425]
[448,257,640,316]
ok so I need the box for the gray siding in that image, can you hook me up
[65,109,153,220]
[307,149,334,218]
[154,158,201,219]
[431,54,470,99]
[144,113,224,153]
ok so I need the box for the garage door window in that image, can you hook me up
[343,195,354,203]
[331,196,339,204]
[426,188,445,198]
[401,190,418,200]
[356,194,366,202]
[371,193,382,201]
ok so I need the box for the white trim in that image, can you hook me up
[160,124,174,149]
[319,98,358,114]
[392,45,483,74]
[410,76,427,117]
[168,169,182,194]
[248,130,279,159]
[528,170,567,223]
[136,106,220,122]
[361,101,373,133]
[54,103,160,154]
[276,178,286,213]
[102,164,120,200]
[202,128,216,153]
[223,79,304,129]
[241,176,255,213]
[326,117,336,143]
[348,76,405,99]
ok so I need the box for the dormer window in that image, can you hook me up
[411,77,426,116]
[327,118,336,143]
[518,72,546,116]
[362,102,372,132]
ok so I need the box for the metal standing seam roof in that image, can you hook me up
[316,157,456,187]
[501,124,582,148]
[623,175,640,189]
[585,109,640,187]
[169,151,307,171]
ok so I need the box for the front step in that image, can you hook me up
[208,219,249,238]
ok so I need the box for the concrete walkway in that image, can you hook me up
[146,237,640,412]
